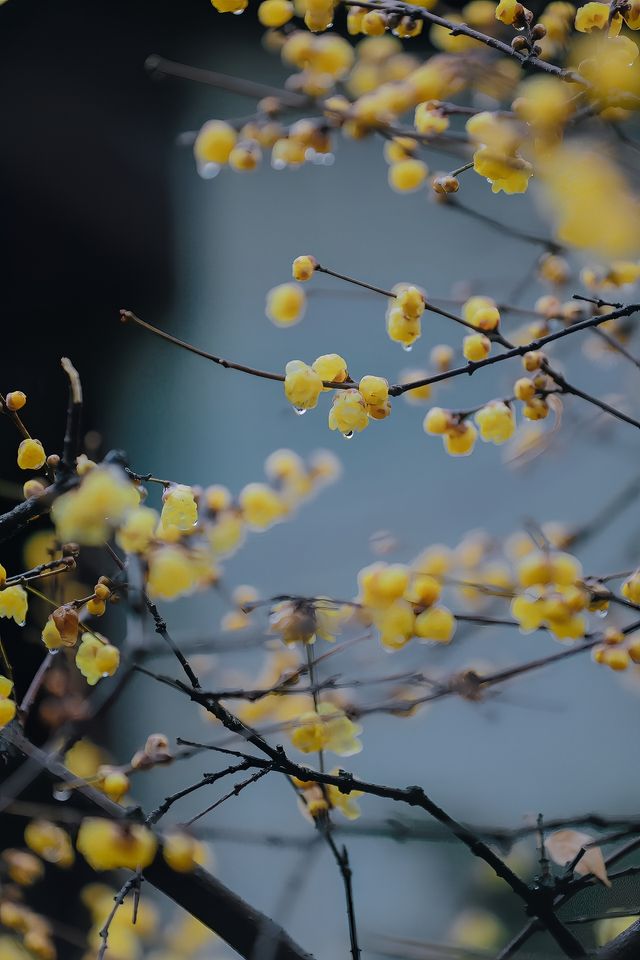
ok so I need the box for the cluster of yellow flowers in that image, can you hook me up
[44,449,338,607]
[197,0,640,259]
[76,818,157,871]
[423,401,516,456]
[1,809,215,960]
[0,898,56,960]
[284,357,392,435]
[510,550,590,640]
[357,560,456,650]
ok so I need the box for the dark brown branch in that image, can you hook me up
[337,0,586,83]
[392,302,640,395]
[0,725,315,960]
[145,54,309,108]
[60,357,82,475]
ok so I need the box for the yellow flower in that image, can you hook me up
[258,0,294,26]
[76,818,157,871]
[495,0,522,25]
[328,390,369,435]
[511,595,546,632]
[148,546,200,600]
[290,703,362,756]
[239,482,285,529]
[17,439,46,471]
[64,739,106,780]
[97,766,130,803]
[622,570,640,603]
[207,510,246,557]
[473,146,533,195]
[312,353,349,386]
[160,485,198,533]
[386,306,421,347]
[388,158,428,193]
[116,505,159,553]
[52,466,139,546]
[0,586,27,626]
[444,422,477,456]
[539,144,640,258]
[327,770,364,819]
[375,598,416,650]
[405,573,442,607]
[358,562,410,607]
[76,635,120,685]
[463,333,492,362]
[0,675,16,730]
[414,605,456,643]
[450,909,507,951]
[574,2,621,32]
[284,360,323,410]
[162,832,207,873]
[415,103,450,136]
[513,76,573,129]
[41,617,63,651]
[23,531,59,571]
[194,119,237,163]
[423,407,451,435]
[292,254,318,281]
[267,284,306,326]
[24,821,74,868]
[475,401,516,444]
[358,375,389,406]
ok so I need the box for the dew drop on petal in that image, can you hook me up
[294,407,307,416]
[53,788,72,802]
[342,431,354,440]
[596,607,609,619]
[402,344,413,353]
[197,160,221,180]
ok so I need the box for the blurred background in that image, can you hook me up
[3,2,640,957]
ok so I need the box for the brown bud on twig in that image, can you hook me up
[432,174,460,195]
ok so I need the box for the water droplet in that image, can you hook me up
[402,343,413,353]
[197,160,221,180]
[342,431,354,440]
[271,158,287,171]
[294,406,307,416]
[596,607,609,619]
[53,788,72,802]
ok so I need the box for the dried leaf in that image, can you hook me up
[546,829,611,887]
[52,605,79,647]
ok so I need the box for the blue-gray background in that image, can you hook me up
[104,25,640,959]
[5,3,638,955]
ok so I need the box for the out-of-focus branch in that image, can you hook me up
[0,725,315,960]
[597,920,640,959]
